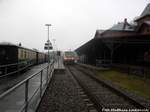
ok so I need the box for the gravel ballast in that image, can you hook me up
[37,69,88,112]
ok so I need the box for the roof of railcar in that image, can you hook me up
[64,51,78,56]
[0,42,40,52]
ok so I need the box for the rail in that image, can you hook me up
[0,61,54,112]
[68,66,102,112]
[76,65,148,109]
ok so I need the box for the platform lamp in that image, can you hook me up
[52,39,56,61]
[44,24,53,63]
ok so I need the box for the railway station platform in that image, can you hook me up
[0,56,65,112]
[54,56,65,72]
[0,62,54,112]
[0,63,48,94]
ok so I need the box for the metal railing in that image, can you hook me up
[0,61,54,112]
[0,61,33,78]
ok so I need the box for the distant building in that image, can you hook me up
[135,3,150,34]
[137,21,150,34]
[135,3,150,24]
[95,3,150,38]
[95,18,136,38]
[94,30,105,38]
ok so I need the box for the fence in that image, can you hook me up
[0,61,54,112]
[0,61,33,78]
[113,64,150,78]
[96,59,111,67]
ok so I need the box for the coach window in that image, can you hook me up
[24,50,26,59]
[0,49,6,56]
[21,50,23,59]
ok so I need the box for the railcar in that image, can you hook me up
[63,51,79,65]
[44,53,49,62]
[37,52,46,64]
[0,42,48,75]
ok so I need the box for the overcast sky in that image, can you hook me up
[0,0,149,51]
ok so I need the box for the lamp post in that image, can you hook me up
[52,39,56,61]
[45,24,52,63]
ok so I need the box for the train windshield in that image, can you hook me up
[64,51,77,57]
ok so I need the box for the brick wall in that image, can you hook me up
[136,16,150,24]
[101,30,135,38]
[139,24,150,34]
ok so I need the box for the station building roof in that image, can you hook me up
[109,22,135,31]
[76,3,150,54]
[136,3,150,21]
[94,20,136,39]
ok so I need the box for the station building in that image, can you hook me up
[76,3,150,69]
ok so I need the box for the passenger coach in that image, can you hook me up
[0,42,48,75]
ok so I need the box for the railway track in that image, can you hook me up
[67,65,148,112]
